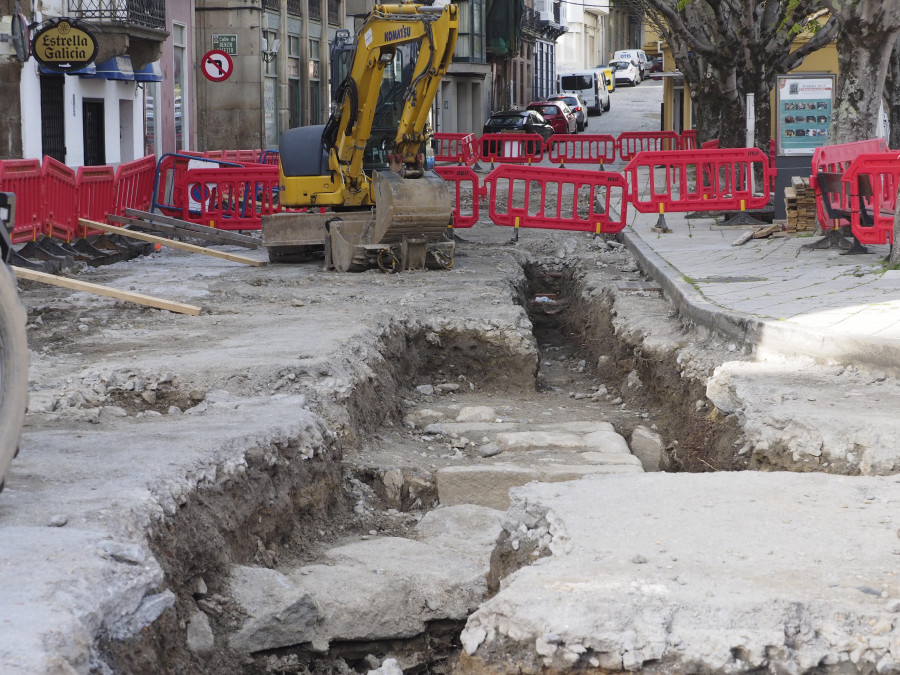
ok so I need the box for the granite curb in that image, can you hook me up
[621,223,900,376]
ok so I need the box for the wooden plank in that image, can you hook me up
[12,266,202,316]
[108,214,254,249]
[123,208,259,248]
[79,219,266,267]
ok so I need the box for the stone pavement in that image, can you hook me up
[622,211,900,375]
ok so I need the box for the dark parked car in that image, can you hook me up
[547,93,590,131]
[482,109,555,141]
[526,101,577,135]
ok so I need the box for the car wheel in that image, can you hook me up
[604,99,611,112]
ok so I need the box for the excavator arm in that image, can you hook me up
[324,2,458,200]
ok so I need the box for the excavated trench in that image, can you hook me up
[94,252,746,674]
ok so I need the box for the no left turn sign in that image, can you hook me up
[202,49,233,82]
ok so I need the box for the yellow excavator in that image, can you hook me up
[261,1,459,272]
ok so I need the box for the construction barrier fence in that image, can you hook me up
[810,139,890,232]
[434,165,485,229]
[842,153,900,245]
[625,147,773,215]
[485,164,629,235]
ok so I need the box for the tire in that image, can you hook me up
[604,99,611,112]
[0,263,28,493]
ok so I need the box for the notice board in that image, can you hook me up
[775,73,835,156]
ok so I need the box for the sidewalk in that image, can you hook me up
[623,211,900,375]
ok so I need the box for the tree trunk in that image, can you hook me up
[823,0,900,144]
[887,36,900,148]
[831,31,896,144]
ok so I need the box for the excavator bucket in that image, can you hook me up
[373,170,453,244]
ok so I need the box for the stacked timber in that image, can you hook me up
[784,176,817,232]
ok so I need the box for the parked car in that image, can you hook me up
[609,59,641,86]
[557,70,608,116]
[547,93,591,130]
[482,109,555,141]
[600,67,616,93]
[594,66,617,93]
[526,101,577,135]
[614,49,651,79]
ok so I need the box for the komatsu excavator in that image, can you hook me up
[261,1,459,272]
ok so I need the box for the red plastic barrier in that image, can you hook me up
[842,153,900,245]
[617,131,680,161]
[0,159,42,242]
[811,139,890,231]
[625,147,772,214]
[478,133,546,165]
[433,133,478,166]
[223,150,260,163]
[259,150,280,166]
[114,155,157,217]
[434,165,486,229]
[680,130,698,150]
[546,134,617,167]
[701,139,720,149]
[205,150,224,160]
[153,153,237,217]
[484,164,629,234]
[76,165,116,238]
[41,157,78,241]
[172,164,282,230]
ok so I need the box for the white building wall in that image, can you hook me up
[20,62,42,160]
[557,2,609,74]
[19,0,147,167]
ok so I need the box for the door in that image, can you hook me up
[119,100,134,163]
[40,74,65,162]
[83,100,106,166]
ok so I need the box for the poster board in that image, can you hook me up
[775,74,835,156]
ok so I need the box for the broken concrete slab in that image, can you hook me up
[630,425,665,471]
[413,504,504,560]
[460,472,900,673]
[435,463,642,510]
[494,428,630,454]
[229,536,490,654]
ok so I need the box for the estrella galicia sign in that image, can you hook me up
[31,18,99,73]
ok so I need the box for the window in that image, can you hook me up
[173,22,187,151]
[309,39,321,124]
[288,35,301,129]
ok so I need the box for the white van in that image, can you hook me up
[557,70,611,115]
[614,49,651,79]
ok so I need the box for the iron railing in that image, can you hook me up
[288,0,302,16]
[309,0,321,22]
[68,0,165,30]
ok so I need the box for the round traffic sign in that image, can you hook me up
[202,49,233,82]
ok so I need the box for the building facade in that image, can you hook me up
[2,0,168,164]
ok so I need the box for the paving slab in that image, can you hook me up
[436,462,643,510]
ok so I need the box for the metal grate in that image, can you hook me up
[262,0,279,12]
[68,0,165,31]
[309,0,321,22]
[287,0,302,16]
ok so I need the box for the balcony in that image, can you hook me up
[68,0,165,30]
[68,0,168,68]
